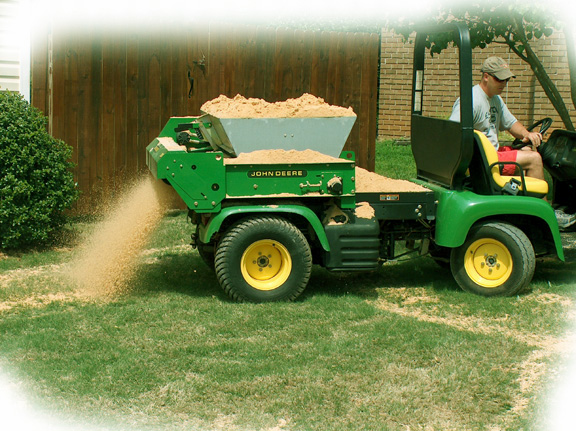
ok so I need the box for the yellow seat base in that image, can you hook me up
[502,175,549,195]
[475,131,548,197]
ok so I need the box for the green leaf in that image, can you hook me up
[429,45,440,56]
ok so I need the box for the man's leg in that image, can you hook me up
[516,149,545,180]
[500,148,576,228]
[497,147,519,175]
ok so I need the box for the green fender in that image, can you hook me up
[198,204,331,251]
[433,187,564,261]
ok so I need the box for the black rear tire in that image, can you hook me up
[214,216,312,302]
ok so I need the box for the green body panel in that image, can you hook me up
[147,136,358,211]
[224,161,356,203]
[426,182,564,260]
[147,138,226,212]
[199,204,331,251]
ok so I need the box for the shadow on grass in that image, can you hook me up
[533,255,576,292]
[133,248,460,303]
[124,245,576,304]
[132,252,226,300]
[304,256,460,301]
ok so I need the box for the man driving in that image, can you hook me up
[449,56,575,229]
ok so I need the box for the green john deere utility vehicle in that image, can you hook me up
[146,23,573,302]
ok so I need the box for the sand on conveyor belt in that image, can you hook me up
[68,176,176,298]
[201,93,356,118]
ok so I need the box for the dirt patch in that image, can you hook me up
[0,292,82,312]
[383,287,441,305]
[0,264,63,288]
[497,333,576,429]
[370,293,550,347]
[370,288,576,430]
[518,292,574,308]
[201,93,356,118]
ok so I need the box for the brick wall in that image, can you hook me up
[378,29,575,139]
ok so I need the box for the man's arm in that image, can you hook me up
[449,98,461,122]
[508,121,542,148]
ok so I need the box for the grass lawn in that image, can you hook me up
[1,141,575,430]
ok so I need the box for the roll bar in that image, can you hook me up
[410,23,474,190]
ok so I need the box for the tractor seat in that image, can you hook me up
[474,131,548,198]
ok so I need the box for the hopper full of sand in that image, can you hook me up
[198,94,357,157]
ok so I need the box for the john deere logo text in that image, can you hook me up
[248,170,307,178]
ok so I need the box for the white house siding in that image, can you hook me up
[0,0,30,100]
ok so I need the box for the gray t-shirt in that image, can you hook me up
[449,84,517,150]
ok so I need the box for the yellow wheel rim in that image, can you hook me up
[241,240,292,291]
[464,238,513,288]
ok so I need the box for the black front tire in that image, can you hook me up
[450,222,535,297]
[214,216,312,302]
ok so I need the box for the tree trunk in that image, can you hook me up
[564,26,576,112]
[524,44,574,131]
[512,18,575,131]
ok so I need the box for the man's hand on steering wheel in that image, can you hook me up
[511,118,553,150]
[522,131,542,149]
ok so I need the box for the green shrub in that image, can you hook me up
[0,91,79,249]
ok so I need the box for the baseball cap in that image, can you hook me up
[481,56,516,80]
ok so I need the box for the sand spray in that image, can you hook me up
[69,175,179,297]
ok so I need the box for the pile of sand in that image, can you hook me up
[355,167,428,193]
[355,202,376,219]
[201,93,356,118]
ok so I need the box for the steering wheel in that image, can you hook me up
[511,117,553,150]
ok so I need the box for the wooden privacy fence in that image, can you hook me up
[31,24,380,212]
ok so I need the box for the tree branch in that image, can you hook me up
[513,16,575,130]
[564,25,576,111]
